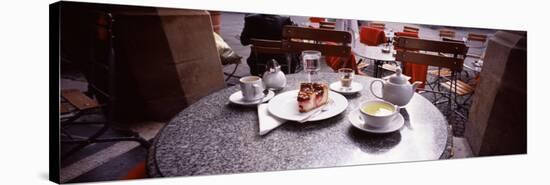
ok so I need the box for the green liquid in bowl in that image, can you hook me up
[362,102,395,116]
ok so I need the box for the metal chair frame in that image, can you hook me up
[394,36,468,118]
[60,10,150,159]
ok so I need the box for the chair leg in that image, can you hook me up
[61,110,152,159]
[286,54,292,74]
[447,72,455,117]
[61,123,151,159]
[224,63,242,81]
[62,124,110,158]
[373,60,382,77]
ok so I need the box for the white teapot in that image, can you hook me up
[262,59,287,91]
[369,68,422,107]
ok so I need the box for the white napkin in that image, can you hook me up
[258,103,286,136]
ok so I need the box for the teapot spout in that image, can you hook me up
[412,81,423,92]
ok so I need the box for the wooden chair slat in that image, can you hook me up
[441,81,473,96]
[428,69,453,77]
[369,23,385,30]
[381,63,398,72]
[395,36,468,54]
[319,25,336,30]
[61,89,100,111]
[440,82,463,95]
[251,39,282,48]
[440,82,461,95]
[283,26,352,43]
[439,29,456,38]
[319,21,336,26]
[282,40,351,57]
[403,26,420,33]
[250,39,285,55]
[456,80,474,91]
[467,33,488,42]
[251,46,286,55]
[395,51,464,71]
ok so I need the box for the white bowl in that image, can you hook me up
[359,100,399,128]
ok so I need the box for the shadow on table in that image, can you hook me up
[341,92,362,99]
[347,126,401,154]
[399,108,412,129]
[226,102,258,111]
[281,113,344,132]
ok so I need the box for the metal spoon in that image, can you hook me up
[297,99,333,123]
[252,89,270,105]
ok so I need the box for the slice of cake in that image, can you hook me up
[297,82,329,113]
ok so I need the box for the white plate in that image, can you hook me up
[329,81,363,95]
[229,90,275,106]
[267,90,348,122]
[348,108,404,133]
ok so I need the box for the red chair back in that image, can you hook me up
[309,17,326,23]
[395,31,418,38]
[359,26,387,46]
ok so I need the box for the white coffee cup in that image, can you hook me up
[359,100,399,128]
[239,76,265,101]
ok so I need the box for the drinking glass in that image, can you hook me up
[338,68,354,91]
[301,50,322,82]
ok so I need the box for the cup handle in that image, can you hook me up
[395,106,401,114]
[370,80,384,99]
[252,84,262,98]
[393,106,401,119]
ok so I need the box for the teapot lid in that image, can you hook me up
[389,68,409,84]
[266,59,281,72]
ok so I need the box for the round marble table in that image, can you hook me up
[149,73,449,177]
[352,43,396,62]
[352,42,396,77]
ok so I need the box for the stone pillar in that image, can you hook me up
[465,31,527,156]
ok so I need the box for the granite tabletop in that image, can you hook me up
[150,72,449,177]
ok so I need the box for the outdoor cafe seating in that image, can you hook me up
[55,3,526,182]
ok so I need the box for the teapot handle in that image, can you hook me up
[369,80,384,99]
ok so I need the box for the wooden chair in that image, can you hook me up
[427,34,460,79]
[251,39,284,55]
[467,33,487,42]
[309,17,326,23]
[439,29,456,39]
[394,36,469,116]
[403,26,420,33]
[430,37,477,98]
[281,25,360,74]
[60,11,150,159]
[319,21,336,30]
[465,32,488,59]
[250,38,294,74]
[368,22,385,30]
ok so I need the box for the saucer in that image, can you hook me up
[229,90,275,106]
[348,108,404,133]
[329,81,363,95]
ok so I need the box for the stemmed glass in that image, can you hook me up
[301,50,322,82]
